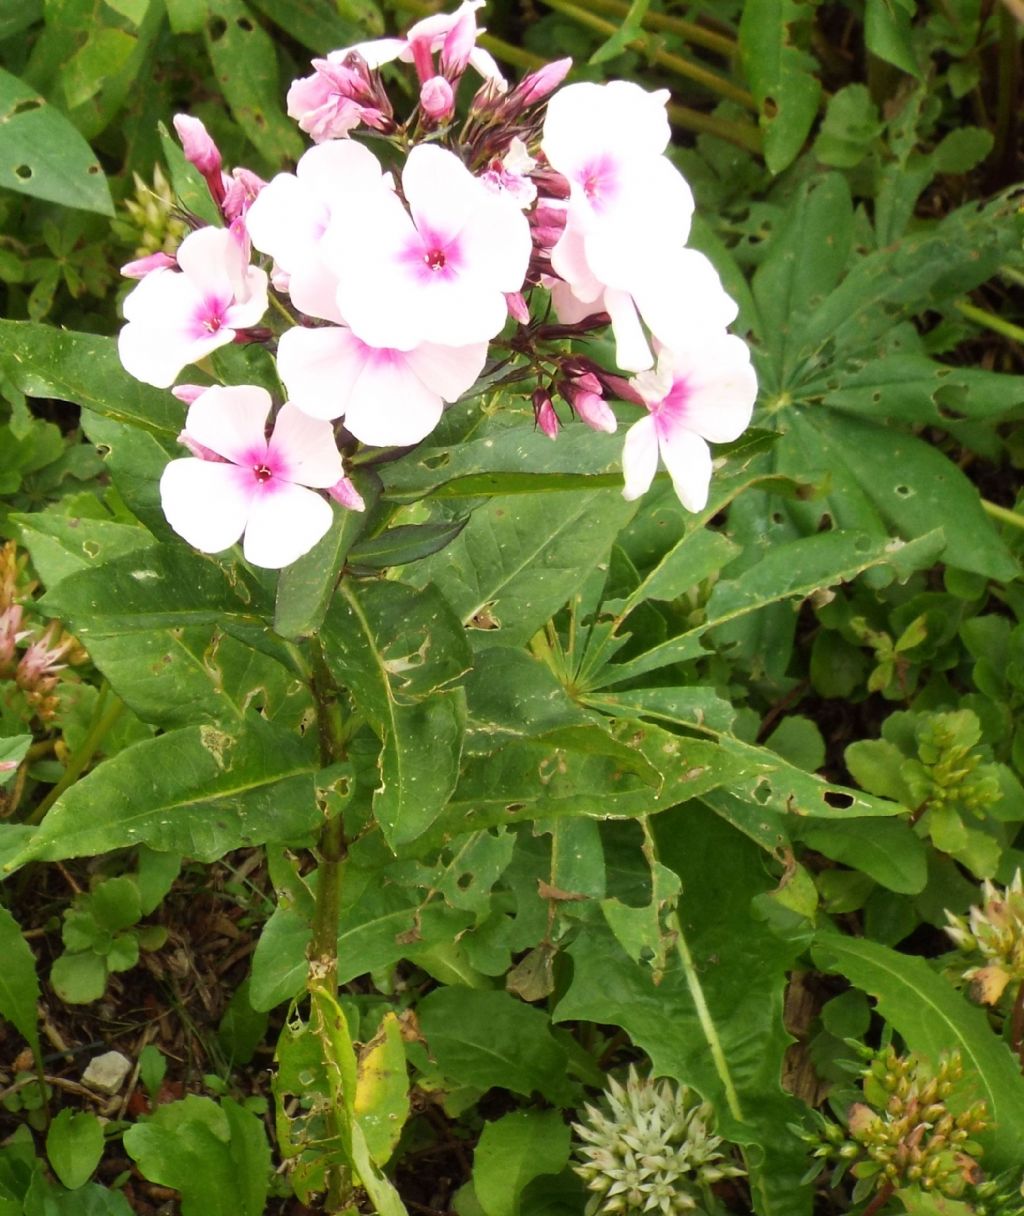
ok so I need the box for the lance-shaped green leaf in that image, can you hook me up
[555,806,812,1215]
[813,932,1024,1172]
[40,544,272,634]
[0,322,180,436]
[14,512,157,590]
[0,903,42,1061]
[594,528,945,687]
[410,487,636,648]
[246,0,363,50]
[347,519,468,571]
[322,579,472,848]
[6,717,319,871]
[0,68,112,213]
[739,0,821,174]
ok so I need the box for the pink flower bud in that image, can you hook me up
[327,476,366,512]
[572,390,616,433]
[505,291,530,325]
[171,384,207,405]
[222,167,266,222]
[420,75,455,120]
[173,114,222,177]
[0,760,17,775]
[177,429,226,462]
[441,6,477,76]
[120,251,176,279]
[532,388,559,439]
[509,58,572,110]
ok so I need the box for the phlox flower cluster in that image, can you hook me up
[116,0,757,568]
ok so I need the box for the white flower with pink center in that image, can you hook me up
[159,385,342,568]
[326,143,530,350]
[541,80,696,371]
[118,226,268,389]
[245,141,390,321]
[277,325,487,446]
[621,334,758,511]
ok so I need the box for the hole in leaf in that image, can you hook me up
[422,452,450,470]
[14,164,32,180]
[12,97,42,116]
[771,511,784,525]
[894,484,912,498]
[823,789,854,809]
[505,801,525,813]
[88,164,100,175]
[752,780,772,806]
[237,15,253,29]
[457,873,473,890]
[207,15,227,39]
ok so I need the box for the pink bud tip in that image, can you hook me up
[573,390,617,434]
[120,251,176,279]
[515,58,572,108]
[505,292,530,325]
[420,75,455,121]
[328,477,366,512]
[177,430,225,462]
[171,384,207,405]
[173,113,222,177]
[537,399,559,440]
[0,760,18,774]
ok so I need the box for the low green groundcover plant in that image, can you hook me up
[2,1,1024,1214]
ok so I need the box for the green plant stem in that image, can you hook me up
[954,298,1024,344]
[307,641,350,1212]
[27,684,123,826]
[1011,980,1024,1070]
[994,2,1020,178]
[537,0,757,112]
[863,1181,895,1216]
[579,0,737,57]
[667,909,744,1124]
[981,498,1024,530]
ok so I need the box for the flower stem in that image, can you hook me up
[955,298,1024,345]
[307,641,351,1210]
[1011,980,1024,1069]
[578,0,738,57]
[981,497,1024,531]
[27,684,124,826]
[536,0,757,112]
[667,909,744,1124]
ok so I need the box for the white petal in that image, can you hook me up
[657,426,713,512]
[288,261,344,323]
[403,144,480,242]
[297,138,386,195]
[456,190,531,293]
[542,81,670,178]
[549,210,603,300]
[632,249,738,353]
[416,274,509,347]
[343,353,445,446]
[402,341,488,401]
[185,385,272,465]
[666,334,758,444]
[330,37,405,69]
[621,415,659,501]
[160,458,254,553]
[242,481,334,568]
[245,173,327,272]
[175,226,245,300]
[269,402,343,488]
[277,325,363,421]
[223,266,269,328]
[605,289,653,373]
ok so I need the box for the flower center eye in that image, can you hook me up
[253,463,273,483]
[424,248,447,270]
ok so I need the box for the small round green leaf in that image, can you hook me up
[46,1108,105,1189]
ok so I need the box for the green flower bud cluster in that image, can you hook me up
[946,870,1024,1005]
[905,710,1001,820]
[115,166,187,260]
[807,1046,988,1206]
[973,1169,1024,1216]
[572,1066,744,1216]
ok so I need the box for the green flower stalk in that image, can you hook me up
[572,1066,744,1215]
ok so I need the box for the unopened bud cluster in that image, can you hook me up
[809,1047,987,1204]
[906,710,1001,819]
[115,166,187,261]
[572,1066,744,1215]
[0,542,84,724]
[946,870,1024,1005]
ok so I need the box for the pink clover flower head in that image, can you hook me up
[160,386,343,569]
[277,324,487,446]
[327,143,531,350]
[246,140,390,321]
[621,334,758,511]
[118,226,269,389]
[16,624,74,688]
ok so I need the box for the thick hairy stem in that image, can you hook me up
[307,642,351,1210]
